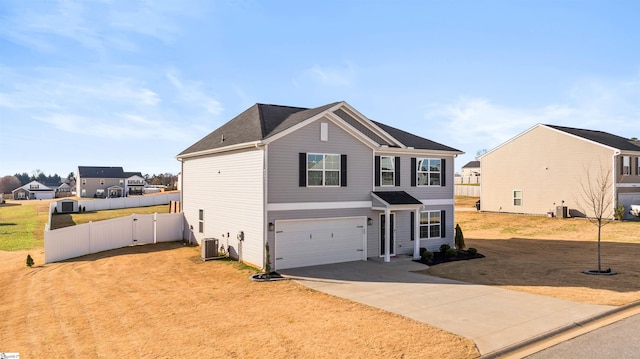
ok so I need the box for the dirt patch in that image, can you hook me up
[0,243,478,358]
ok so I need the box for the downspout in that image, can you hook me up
[259,142,268,270]
[612,151,620,219]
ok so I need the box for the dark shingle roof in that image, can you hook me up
[178,102,462,156]
[546,125,640,151]
[372,121,462,152]
[462,161,480,168]
[123,171,143,178]
[372,191,423,205]
[78,166,125,178]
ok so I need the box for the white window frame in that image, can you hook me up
[637,156,640,176]
[513,190,523,206]
[622,156,631,175]
[380,156,395,186]
[307,153,341,187]
[419,210,441,239]
[417,158,441,186]
[198,209,204,233]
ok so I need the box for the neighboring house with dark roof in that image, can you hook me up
[480,124,640,219]
[12,180,55,200]
[76,166,145,198]
[177,101,463,270]
[461,161,481,177]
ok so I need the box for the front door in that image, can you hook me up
[380,213,395,256]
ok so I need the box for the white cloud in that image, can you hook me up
[166,70,223,115]
[426,74,640,153]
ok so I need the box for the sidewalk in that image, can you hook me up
[280,260,614,356]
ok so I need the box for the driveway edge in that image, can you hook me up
[481,300,640,358]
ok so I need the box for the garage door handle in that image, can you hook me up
[276,257,283,260]
[357,249,363,252]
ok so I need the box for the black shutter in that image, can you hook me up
[411,158,417,187]
[341,154,347,187]
[395,157,401,186]
[299,153,306,187]
[441,158,446,187]
[374,156,380,186]
[440,210,446,238]
[410,212,415,241]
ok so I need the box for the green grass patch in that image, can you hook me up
[50,204,169,230]
[0,202,50,251]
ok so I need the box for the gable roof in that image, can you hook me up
[178,101,462,156]
[12,180,54,193]
[462,160,480,168]
[545,125,640,152]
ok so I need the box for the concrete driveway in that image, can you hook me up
[279,259,614,356]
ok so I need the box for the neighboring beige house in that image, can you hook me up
[481,124,640,219]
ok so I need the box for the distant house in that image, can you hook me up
[76,166,146,198]
[461,161,480,177]
[54,182,74,198]
[12,180,55,200]
[481,124,640,219]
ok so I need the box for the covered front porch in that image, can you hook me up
[107,185,124,198]
[371,191,423,263]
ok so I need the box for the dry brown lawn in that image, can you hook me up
[0,243,478,358]
[419,198,640,307]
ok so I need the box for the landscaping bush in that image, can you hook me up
[421,250,434,261]
[467,247,478,255]
[445,248,458,258]
[455,224,465,249]
[419,247,427,256]
[26,254,34,267]
[439,244,451,253]
[614,203,625,221]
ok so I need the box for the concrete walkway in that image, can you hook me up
[279,259,614,356]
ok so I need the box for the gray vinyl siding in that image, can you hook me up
[374,153,456,200]
[78,178,122,198]
[267,118,373,203]
[182,147,265,268]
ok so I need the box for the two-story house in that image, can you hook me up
[76,166,146,198]
[12,180,55,200]
[177,101,463,270]
[480,124,640,219]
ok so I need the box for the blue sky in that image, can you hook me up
[1,0,639,178]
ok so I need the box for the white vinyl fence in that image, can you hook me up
[454,185,481,197]
[78,192,180,211]
[44,212,184,263]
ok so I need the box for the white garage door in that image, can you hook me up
[275,217,367,270]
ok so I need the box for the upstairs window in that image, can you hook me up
[307,153,340,186]
[513,190,523,206]
[417,158,441,186]
[198,209,204,233]
[30,184,39,190]
[622,156,631,175]
[380,156,395,186]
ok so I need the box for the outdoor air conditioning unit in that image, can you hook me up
[201,238,219,261]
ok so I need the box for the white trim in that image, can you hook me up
[320,122,328,141]
[176,141,264,159]
[339,102,405,148]
[375,147,464,156]
[379,212,396,257]
[267,201,372,211]
[616,183,640,188]
[420,198,454,206]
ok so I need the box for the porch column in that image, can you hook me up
[413,208,421,259]
[384,208,391,263]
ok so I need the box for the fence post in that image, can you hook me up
[153,212,157,244]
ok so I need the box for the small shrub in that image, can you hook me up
[26,254,34,267]
[445,248,458,258]
[53,207,58,214]
[419,247,427,256]
[82,206,86,213]
[421,250,434,261]
[467,247,478,256]
[614,203,625,221]
[439,244,451,253]
[455,224,465,249]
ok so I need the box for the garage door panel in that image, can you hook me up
[275,217,366,270]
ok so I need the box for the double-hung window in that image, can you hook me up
[380,156,395,186]
[307,153,340,186]
[198,209,204,233]
[417,158,441,186]
[622,156,631,175]
[513,190,522,206]
[419,211,441,239]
